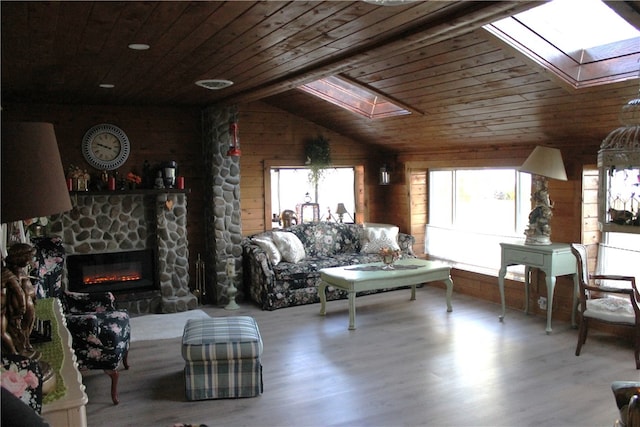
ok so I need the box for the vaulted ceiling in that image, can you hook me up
[2,1,639,154]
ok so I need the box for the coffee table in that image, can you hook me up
[319,258,453,330]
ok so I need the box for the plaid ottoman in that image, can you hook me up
[181,316,263,400]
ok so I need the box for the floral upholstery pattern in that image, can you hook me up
[29,238,131,404]
[61,291,130,372]
[242,222,416,310]
[30,236,65,299]
[1,354,43,413]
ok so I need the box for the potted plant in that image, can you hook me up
[304,134,331,187]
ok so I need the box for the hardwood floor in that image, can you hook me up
[83,287,637,427]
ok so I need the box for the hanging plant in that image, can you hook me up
[304,134,331,186]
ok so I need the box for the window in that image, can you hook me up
[298,75,412,119]
[270,167,356,224]
[597,232,640,285]
[484,0,640,88]
[426,169,531,273]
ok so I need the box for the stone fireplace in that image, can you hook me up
[66,249,156,294]
[49,191,197,314]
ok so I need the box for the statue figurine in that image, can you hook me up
[154,170,165,189]
[1,243,37,356]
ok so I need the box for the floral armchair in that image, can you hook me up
[60,290,130,405]
[30,237,131,405]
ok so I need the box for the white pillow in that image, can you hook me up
[272,232,306,263]
[253,237,282,265]
[362,225,400,254]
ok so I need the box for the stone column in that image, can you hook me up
[202,105,243,305]
[156,192,198,313]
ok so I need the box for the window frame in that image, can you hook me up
[426,167,532,275]
[263,160,365,230]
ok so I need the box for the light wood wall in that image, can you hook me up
[6,101,621,332]
[238,101,395,237]
[397,145,601,326]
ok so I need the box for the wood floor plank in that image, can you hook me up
[82,287,637,426]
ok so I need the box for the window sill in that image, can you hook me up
[425,256,526,282]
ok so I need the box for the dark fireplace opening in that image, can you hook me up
[67,249,157,294]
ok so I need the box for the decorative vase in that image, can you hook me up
[382,254,395,270]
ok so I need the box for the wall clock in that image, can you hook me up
[82,124,131,170]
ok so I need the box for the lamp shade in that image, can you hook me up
[336,203,348,215]
[519,146,567,181]
[1,122,72,223]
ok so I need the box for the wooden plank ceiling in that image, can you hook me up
[2,1,639,154]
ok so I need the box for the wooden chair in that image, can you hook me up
[612,381,640,427]
[570,243,640,369]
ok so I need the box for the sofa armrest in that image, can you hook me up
[398,232,416,257]
[242,241,276,309]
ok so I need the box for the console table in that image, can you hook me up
[36,298,88,427]
[498,242,578,334]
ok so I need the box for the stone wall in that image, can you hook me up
[202,105,243,305]
[50,191,197,314]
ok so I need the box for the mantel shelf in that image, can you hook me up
[70,188,190,196]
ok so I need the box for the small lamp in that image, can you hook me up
[227,120,241,157]
[519,146,567,245]
[1,122,73,225]
[335,203,348,223]
[379,164,391,185]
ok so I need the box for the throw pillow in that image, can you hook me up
[361,225,400,254]
[252,237,282,265]
[272,232,306,263]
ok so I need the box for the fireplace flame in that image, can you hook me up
[83,272,142,285]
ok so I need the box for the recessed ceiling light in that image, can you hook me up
[128,43,150,51]
[99,83,115,89]
[195,79,234,90]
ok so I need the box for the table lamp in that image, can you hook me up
[519,146,567,245]
[2,122,72,226]
[335,203,348,223]
[1,122,72,363]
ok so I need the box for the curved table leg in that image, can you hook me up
[524,266,531,315]
[444,277,453,312]
[498,266,507,322]
[545,275,556,334]
[348,290,356,330]
[319,281,327,316]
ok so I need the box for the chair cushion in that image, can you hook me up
[182,317,263,362]
[584,297,636,324]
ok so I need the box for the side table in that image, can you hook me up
[498,242,578,334]
[36,298,88,427]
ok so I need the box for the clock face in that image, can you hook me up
[82,124,130,170]
[90,132,122,161]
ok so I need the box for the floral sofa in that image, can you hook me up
[242,222,416,310]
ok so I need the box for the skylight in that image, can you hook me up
[484,0,640,88]
[298,75,411,119]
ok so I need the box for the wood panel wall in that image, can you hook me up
[396,145,604,326]
[238,101,395,237]
[2,103,205,283]
[5,100,620,334]
[3,101,395,289]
